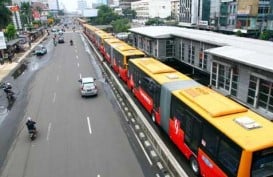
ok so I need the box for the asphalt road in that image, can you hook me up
[0,31,152,177]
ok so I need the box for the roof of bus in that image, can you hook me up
[77,18,87,23]
[104,38,122,43]
[115,44,136,51]
[107,41,127,48]
[122,49,145,56]
[84,24,100,31]
[130,58,191,84]
[172,86,273,151]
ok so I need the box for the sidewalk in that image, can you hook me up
[0,34,48,82]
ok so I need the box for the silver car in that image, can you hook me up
[78,77,98,97]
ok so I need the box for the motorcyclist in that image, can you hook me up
[2,82,14,100]
[70,39,73,46]
[26,117,36,133]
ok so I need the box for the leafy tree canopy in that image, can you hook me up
[0,0,12,30]
[145,18,164,26]
[122,8,136,20]
[89,5,120,25]
[111,18,130,33]
[4,23,17,40]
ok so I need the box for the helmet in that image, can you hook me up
[27,117,32,121]
[5,82,12,89]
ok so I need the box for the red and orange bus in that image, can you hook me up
[112,45,145,82]
[83,24,100,44]
[103,38,125,64]
[128,57,273,177]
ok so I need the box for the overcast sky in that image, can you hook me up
[59,0,93,12]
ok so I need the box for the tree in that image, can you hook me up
[20,2,32,25]
[122,8,136,20]
[259,30,270,40]
[4,23,17,40]
[111,19,130,33]
[89,5,120,25]
[0,0,12,30]
[145,18,164,26]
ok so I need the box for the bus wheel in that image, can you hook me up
[151,112,156,123]
[190,156,200,175]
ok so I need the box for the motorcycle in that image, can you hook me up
[29,129,37,141]
[70,40,73,46]
[26,118,37,141]
[0,82,15,102]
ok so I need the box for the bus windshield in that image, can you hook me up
[252,148,273,177]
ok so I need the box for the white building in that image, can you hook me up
[179,0,199,27]
[171,0,180,20]
[131,0,171,21]
[77,0,88,15]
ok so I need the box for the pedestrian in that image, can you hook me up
[28,40,31,47]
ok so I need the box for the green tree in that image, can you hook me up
[122,8,136,20]
[235,30,243,37]
[259,30,270,40]
[20,2,32,25]
[145,18,164,26]
[111,19,130,33]
[4,23,17,40]
[0,0,12,30]
[90,5,120,25]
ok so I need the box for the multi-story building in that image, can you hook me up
[119,0,138,9]
[77,0,87,14]
[131,0,171,22]
[171,0,180,21]
[211,0,273,34]
[179,0,210,28]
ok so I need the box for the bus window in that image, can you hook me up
[202,124,219,156]
[218,139,241,176]
[252,148,273,177]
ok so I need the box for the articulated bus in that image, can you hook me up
[83,24,100,44]
[77,18,87,25]
[113,45,145,82]
[127,58,191,119]
[94,31,114,56]
[104,38,125,64]
[128,58,273,177]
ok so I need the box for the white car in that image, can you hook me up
[78,77,98,97]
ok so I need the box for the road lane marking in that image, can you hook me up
[87,117,92,134]
[97,175,100,177]
[77,62,80,67]
[56,75,59,82]
[131,126,153,165]
[52,92,56,103]
[76,55,79,59]
[47,122,52,141]
[80,73,82,79]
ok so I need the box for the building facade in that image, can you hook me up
[179,0,210,28]
[171,0,180,20]
[131,0,171,22]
